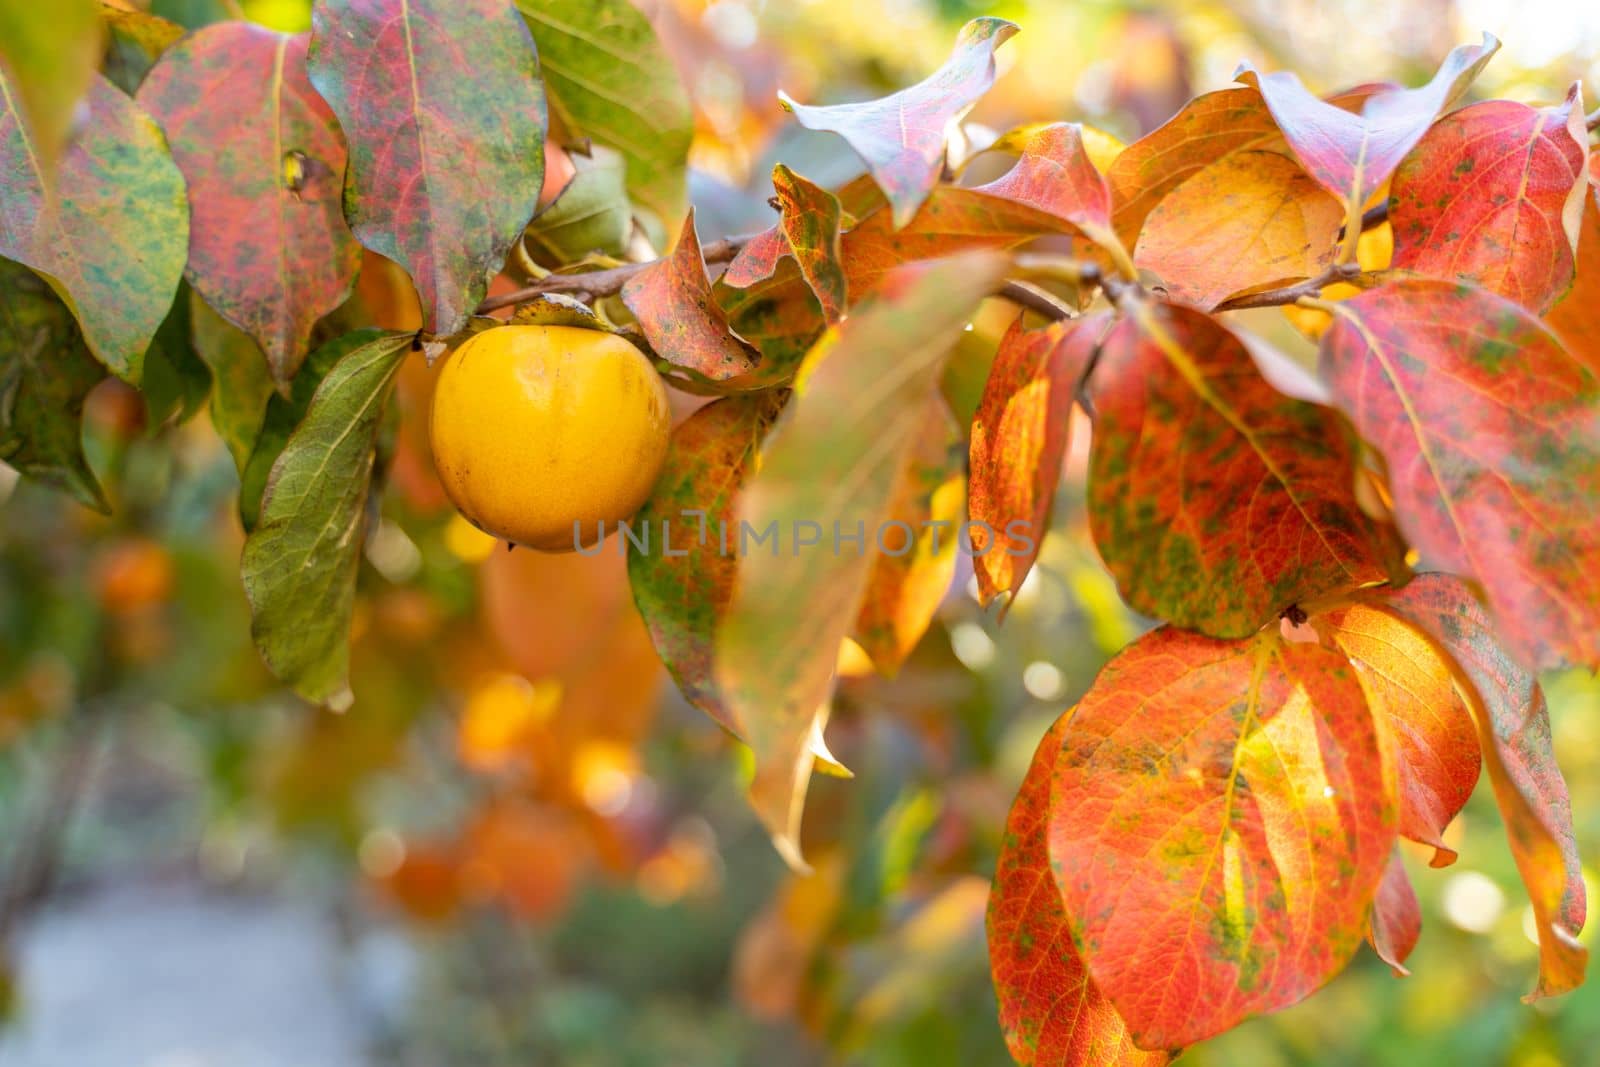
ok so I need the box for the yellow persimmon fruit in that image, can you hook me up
[430,325,670,552]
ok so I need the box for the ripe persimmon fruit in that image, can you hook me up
[429,325,670,551]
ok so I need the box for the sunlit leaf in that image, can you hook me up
[988,715,1173,1067]
[241,330,414,709]
[716,252,1009,867]
[622,210,759,382]
[0,0,101,174]
[1320,280,1600,672]
[1049,627,1395,1048]
[1086,301,1403,637]
[780,17,1017,228]
[139,23,360,384]
[307,0,546,336]
[1543,184,1600,369]
[978,122,1114,240]
[720,164,847,323]
[0,71,188,381]
[1389,88,1589,313]
[969,311,1106,607]
[1362,574,1587,999]
[1368,849,1421,976]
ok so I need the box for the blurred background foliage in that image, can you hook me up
[4,0,1600,1064]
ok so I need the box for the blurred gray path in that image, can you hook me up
[0,884,369,1067]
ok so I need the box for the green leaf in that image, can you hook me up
[190,291,274,472]
[238,328,379,531]
[100,3,185,95]
[141,281,212,428]
[715,251,1009,867]
[241,329,413,709]
[521,144,631,266]
[516,0,693,226]
[0,257,107,512]
[0,0,102,174]
[0,70,189,381]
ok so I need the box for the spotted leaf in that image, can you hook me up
[622,210,759,382]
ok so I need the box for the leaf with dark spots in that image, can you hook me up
[1238,36,1498,234]
[0,71,188,381]
[716,252,1009,868]
[720,165,847,324]
[241,330,414,710]
[1368,849,1421,976]
[977,122,1114,238]
[1389,89,1589,313]
[989,714,1175,1067]
[0,257,107,511]
[779,17,1017,228]
[0,0,101,174]
[307,0,546,336]
[1085,302,1404,638]
[1134,150,1343,308]
[969,311,1107,607]
[1320,280,1600,672]
[628,391,785,735]
[1544,184,1600,370]
[622,210,759,382]
[516,0,693,226]
[1314,601,1480,866]
[1049,627,1395,1048]
[140,24,361,385]
[1355,575,1588,998]
[851,392,964,676]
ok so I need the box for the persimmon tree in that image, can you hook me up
[2,3,1599,1061]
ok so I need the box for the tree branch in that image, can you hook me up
[476,233,759,314]
[1212,262,1363,312]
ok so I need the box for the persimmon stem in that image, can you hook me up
[476,232,759,313]
[1213,262,1362,312]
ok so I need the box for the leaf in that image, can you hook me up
[988,714,1174,1067]
[621,209,758,382]
[521,144,631,266]
[240,329,382,531]
[138,24,361,385]
[1389,89,1589,314]
[629,392,784,735]
[712,258,826,390]
[0,71,189,381]
[307,0,546,336]
[1320,280,1600,672]
[969,311,1105,607]
[241,329,414,709]
[1048,627,1395,1048]
[100,4,185,95]
[1133,150,1343,308]
[779,17,1018,228]
[1085,302,1403,637]
[1368,849,1421,976]
[719,165,847,324]
[716,252,1009,867]
[850,393,964,675]
[1238,36,1499,232]
[190,291,274,472]
[0,0,102,173]
[516,0,691,225]
[1364,574,1587,999]
[1546,185,1600,370]
[1104,87,1280,248]
[0,256,106,511]
[1315,601,1480,865]
[977,122,1117,246]
[140,281,212,427]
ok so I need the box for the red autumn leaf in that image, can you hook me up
[306,0,546,336]
[1364,574,1587,999]
[721,164,846,322]
[1133,150,1343,308]
[851,392,964,675]
[1238,36,1499,231]
[1368,849,1422,976]
[0,72,187,381]
[1389,88,1589,314]
[138,24,360,384]
[779,17,1017,228]
[628,392,784,735]
[1315,601,1479,865]
[1319,280,1600,672]
[988,715,1174,1067]
[623,209,760,382]
[1085,302,1403,638]
[1545,184,1600,370]
[1048,627,1395,1048]
[969,311,1107,607]
[977,122,1117,245]
[716,252,1010,867]
[713,258,824,390]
